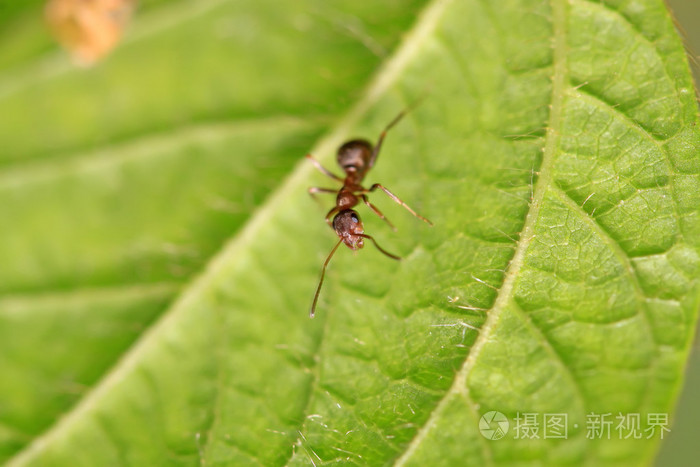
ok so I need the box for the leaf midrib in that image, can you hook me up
[284,0,458,462]
[394,0,569,464]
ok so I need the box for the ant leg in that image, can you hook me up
[357,234,401,261]
[325,206,340,227]
[306,154,342,181]
[369,110,407,169]
[367,184,433,226]
[308,187,337,202]
[310,238,343,318]
[360,194,396,232]
[309,187,337,195]
[369,98,425,168]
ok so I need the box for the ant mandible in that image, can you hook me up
[307,107,433,317]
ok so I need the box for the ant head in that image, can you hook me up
[333,209,365,250]
[337,139,372,175]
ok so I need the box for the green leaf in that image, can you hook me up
[1,0,699,465]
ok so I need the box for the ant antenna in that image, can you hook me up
[309,235,400,318]
[310,239,343,318]
[370,95,428,168]
[357,234,401,261]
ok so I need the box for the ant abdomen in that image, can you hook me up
[337,139,372,174]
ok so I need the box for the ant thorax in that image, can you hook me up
[336,189,359,211]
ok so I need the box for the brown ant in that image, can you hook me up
[307,108,432,317]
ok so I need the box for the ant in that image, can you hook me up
[307,107,432,317]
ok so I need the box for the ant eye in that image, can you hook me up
[351,213,359,223]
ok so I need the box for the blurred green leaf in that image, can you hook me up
[1,0,699,465]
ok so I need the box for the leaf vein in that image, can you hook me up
[395,0,569,462]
